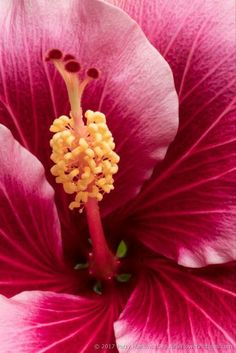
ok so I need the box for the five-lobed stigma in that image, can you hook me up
[50,110,120,211]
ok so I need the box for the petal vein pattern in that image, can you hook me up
[0,290,127,353]
[114,260,236,353]
[0,125,80,297]
[109,0,236,266]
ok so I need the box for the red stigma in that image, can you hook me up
[87,68,99,79]
[46,49,63,61]
[64,60,81,73]
[63,54,76,62]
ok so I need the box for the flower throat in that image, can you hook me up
[46,49,123,287]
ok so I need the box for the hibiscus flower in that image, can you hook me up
[0,1,235,353]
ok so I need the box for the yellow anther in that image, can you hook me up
[49,117,68,132]
[50,165,60,176]
[97,178,106,187]
[60,115,70,123]
[75,192,84,202]
[94,112,106,123]
[79,138,89,150]
[102,184,114,193]
[57,160,66,169]
[60,130,71,138]
[69,201,81,210]
[109,151,120,163]
[51,119,62,126]
[104,131,112,139]
[72,146,81,157]
[81,192,88,203]
[77,181,87,191]
[92,185,99,193]
[94,166,103,174]
[49,140,54,148]
[81,170,91,179]
[88,123,98,133]
[69,169,80,179]
[56,176,67,183]
[50,125,61,133]
[49,110,119,211]
[85,110,94,122]
[101,142,110,153]
[63,182,76,194]
[109,142,115,149]
[97,123,107,131]
[64,152,73,160]
[110,165,119,174]
[96,193,103,201]
[95,133,103,142]
[94,146,104,158]
[103,160,112,172]
[50,153,55,161]
[87,159,97,170]
[52,132,61,141]
[105,175,114,183]
[66,135,75,146]
[85,148,95,158]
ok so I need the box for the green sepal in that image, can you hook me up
[74,263,88,270]
[93,281,102,295]
[116,273,132,283]
[116,240,128,258]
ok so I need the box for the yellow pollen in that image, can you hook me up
[50,110,120,211]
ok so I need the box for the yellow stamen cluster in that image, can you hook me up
[49,110,120,211]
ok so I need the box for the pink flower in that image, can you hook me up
[0,1,235,353]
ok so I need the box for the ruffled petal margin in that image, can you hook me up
[114,259,236,353]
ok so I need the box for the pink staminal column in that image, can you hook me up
[86,198,120,280]
[47,48,120,281]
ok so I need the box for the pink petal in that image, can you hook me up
[111,0,236,266]
[0,0,178,221]
[0,125,82,297]
[115,259,236,353]
[0,288,128,353]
